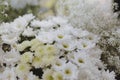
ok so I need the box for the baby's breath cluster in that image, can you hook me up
[56,0,120,34]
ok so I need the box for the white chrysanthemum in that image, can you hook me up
[77,39,95,50]
[31,20,55,30]
[22,14,35,22]
[13,17,28,31]
[52,58,66,71]
[0,23,11,34]
[51,16,68,25]
[71,28,89,38]
[60,62,78,80]
[54,30,72,42]
[22,27,35,37]
[16,63,31,77]
[32,56,42,68]
[101,70,116,80]
[42,69,54,80]
[36,31,55,43]
[25,72,40,80]
[56,40,76,51]
[17,40,31,51]
[1,34,19,44]
[53,71,64,80]
[2,49,20,65]
[84,33,100,43]
[1,67,16,80]
[69,51,90,67]
[20,52,34,63]
[77,68,96,80]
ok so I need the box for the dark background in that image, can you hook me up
[114,0,120,12]
[114,0,120,80]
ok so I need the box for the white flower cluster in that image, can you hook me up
[56,0,120,34]
[0,14,35,44]
[0,14,116,80]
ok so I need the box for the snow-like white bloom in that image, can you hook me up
[77,68,96,80]
[0,23,11,34]
[1,67,16,80]
[22,14,35,23]
[32,56,43,68]
[26,72,40,80]
[56,40,76,51]
[101,70,116,80]
[36,31,55,43]
[77,39,95,50]
[1,34,19,44]
[15,63,31,77]
[54,29,72,42]
[84,33,100,43]
[42,69,54,80]
[51,16,68,25]
[31,20,55,30]
[22,27,35,37]
[53,71,63,80]
[12,17,28,32]
[56,0,119,34]
[71,28,89,38]
[20,52,34,63]
[69,51,91,67]
[52,58,67,71]
[2,49,20,65]
[17,40,31,51]
[60,62,78,80]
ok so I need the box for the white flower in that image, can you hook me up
[15,63,31,78]
[84,33,100,43]
[56,40,76,51]
[51,16,68,25]
[54,30,72,42]
[0,23,11,34]
[31,20,55,30]
[77,68,95,80]
[2,49,20,65]
[36,31,55,43]
[60,62,78,80]
[71,28,89,38]
[26,72,40,80]
[17,40,31,51]
[22,14,35,23]
[32,56,42,68]
[1,67,16,80]
[101,70,116,80]
[22,27,35,37]
[53,72,63,80]
[69,51,90,67]
[42,69,54,80]
[13,17,28,31]
[77,39,95,50]
[52,58,66,71]
[1,34,18,44]
[20,52,34,63]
